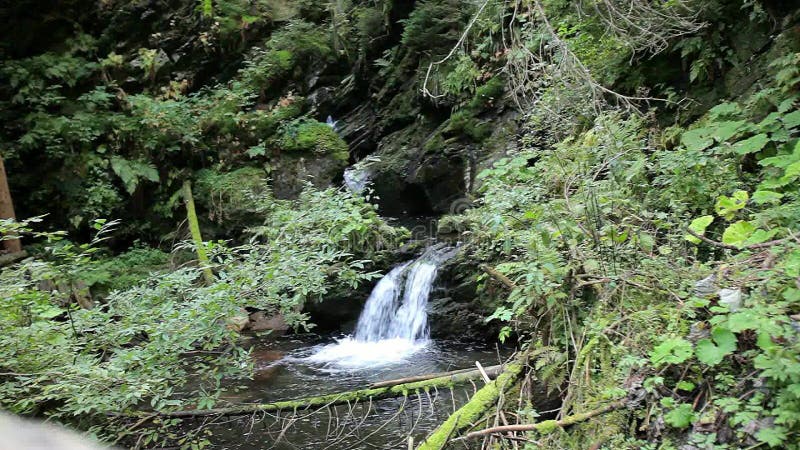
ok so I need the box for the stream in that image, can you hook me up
[205,244,508,449]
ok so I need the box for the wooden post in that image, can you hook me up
[0,156,22,254]
[182,181,214,285]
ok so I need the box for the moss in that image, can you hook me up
[247,97,306,136]
[447,110,491,142]
[423,132,446,154]
[277,120,349,161]
[381,89,420,128]
[194,167,270,223]
[467,76,505,111]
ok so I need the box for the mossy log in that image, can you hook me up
[460,400,625,439]
[130,365,502,418]
[415,352,528,450]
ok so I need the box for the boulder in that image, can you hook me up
[226,309,250,332]
[248,311,289,334]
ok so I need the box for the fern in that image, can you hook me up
[110,156,160,195]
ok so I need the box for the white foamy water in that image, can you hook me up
[343,165,371,194]
[307,247,452,368]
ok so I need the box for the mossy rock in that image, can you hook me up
[277,120,349,161]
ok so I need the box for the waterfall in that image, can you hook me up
[354,259,437,342]
[306,247,452,368]
[343,165,371,194]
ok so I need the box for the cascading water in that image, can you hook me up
[343,165,371,194]
[306,247,452,368]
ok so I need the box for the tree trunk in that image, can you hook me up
[0,156,22,254]
[183,181,214,285]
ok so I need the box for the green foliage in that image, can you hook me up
[239,20,333,93]
[0,183,405,446]
[83,247,171,294]
[650,338,693,366]
[685,215,714,243]
[694,327,737,366]
[110,156,160,195]
[400,0,470,54]
[452,53,800,446]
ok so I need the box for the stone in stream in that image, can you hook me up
[251,349,285,381]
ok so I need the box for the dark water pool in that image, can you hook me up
[201,334,510,449]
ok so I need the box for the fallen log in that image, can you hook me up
[124,364,501,419]
[416,352,528,450]
[370,364,501,388]
[459,400,625,439]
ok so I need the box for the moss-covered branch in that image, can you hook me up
[415,352,528,450]
[460,400,625,439]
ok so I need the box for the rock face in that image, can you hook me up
[427,251,499,339]
[269,153,347,199]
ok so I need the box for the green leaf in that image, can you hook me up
[751,190,783,205]
[781,160,800,182]
[685,215,714,244]
[727,310,759,332]
[722,221,756,248]
[681,128,714,152]
[782,109,800,129]
[760,154,799,169]
[756,426,788,447]
[695,327,737,366]
[246,142,266,158]
[733,133,769,155]
[743,228,779,246]
[777,98,795,113]
[664,403,696,428]
[779,249,800,277]
[650,337,693,366]
[676,381,696,392]
[711,120,746,142]
[708,102,741,120]
[715,191,748,220]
